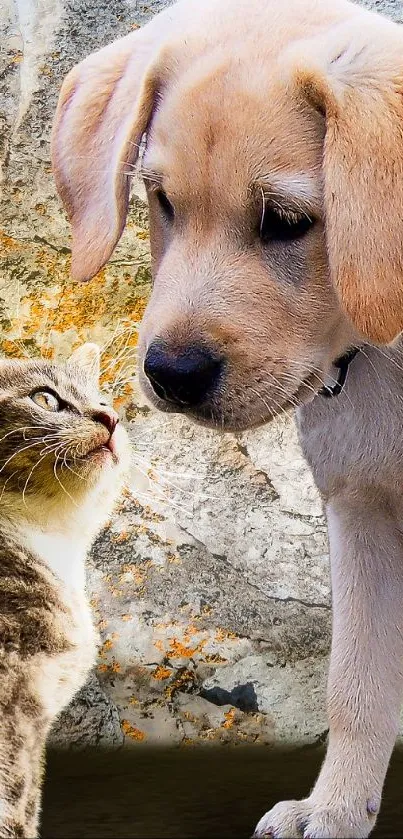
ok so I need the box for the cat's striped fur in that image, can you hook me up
[0,344,129,837]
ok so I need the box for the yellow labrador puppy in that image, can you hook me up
[52,0,403,836]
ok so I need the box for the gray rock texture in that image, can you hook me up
[0,0,402,749]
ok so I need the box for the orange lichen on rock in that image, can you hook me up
[1,339,25,359]
[0,229,149,410]
[166,637,207,659]
[113,530,129,543]
[223,709,236,729]
[97,619,109,631]
[152,665,172,681]
[121,720,146,741]
[164,668,196,700]
[215,627,239,642]
[205,653,228,664]
[120,562,151,588]
[98,639,113,659]
[0,230,22,251]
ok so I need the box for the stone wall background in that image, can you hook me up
[0,0,401,749]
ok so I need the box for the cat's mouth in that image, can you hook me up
[67,435,120,466]
[86,440,119,464]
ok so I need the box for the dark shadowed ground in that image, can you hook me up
[42,745,403,837]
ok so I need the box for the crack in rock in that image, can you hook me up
[177,523,331,611]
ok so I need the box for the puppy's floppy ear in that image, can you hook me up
[293,12,403,344]
[51,4,183,283]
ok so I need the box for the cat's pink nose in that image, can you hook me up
[93,408,119,436]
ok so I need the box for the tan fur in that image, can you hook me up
[52,0,403,343]
[52,1,403,836]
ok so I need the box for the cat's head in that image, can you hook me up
[0,343,130,526]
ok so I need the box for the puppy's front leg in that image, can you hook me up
[254,495,403,839]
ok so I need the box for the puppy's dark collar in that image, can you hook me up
[319,347,360,399]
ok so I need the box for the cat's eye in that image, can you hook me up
[30,390,61,412]
[155,188,175,221]
[259,204,314,243]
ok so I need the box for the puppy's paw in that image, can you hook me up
[253,797,377,838]
[253,799,310,838]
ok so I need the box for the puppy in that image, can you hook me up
[52,0,403,835]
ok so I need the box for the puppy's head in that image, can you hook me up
[52,0,403,431]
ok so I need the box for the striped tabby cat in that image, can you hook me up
[0,343,129,837]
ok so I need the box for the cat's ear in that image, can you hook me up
[68,343,101,382]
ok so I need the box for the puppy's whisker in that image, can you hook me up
[124,140,143,152]
[368,344,403,375]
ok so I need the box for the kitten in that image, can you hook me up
[0,342,130,838]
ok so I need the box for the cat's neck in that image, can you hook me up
[0,490,107,592]
[25,528,87,591]
[0,465,123,591]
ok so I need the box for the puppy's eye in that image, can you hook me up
[260,205,314,243]
[156,189,175,220]
[30,390,61,412]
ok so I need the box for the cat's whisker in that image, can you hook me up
[0,469,20,504]
[53,448,79,508]
[38,439,69,457]
[100,324,135,360]
[37,306,52,358]
[130,462,195,516]
[101,341,136,377]
[359,349,385,388]
[125,140,143,152]
[0,435,63,475]
[0,425,55,445]
[21,442,63,507]
[61,445,86,480]
[0,336,32,360]
[112,366,137,385]
[111,354,137,377]
[112,373,136,391]
[130,452,218,496]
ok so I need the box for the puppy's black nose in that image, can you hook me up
[143,342,221,407]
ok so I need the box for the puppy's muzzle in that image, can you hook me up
[143,341,222,407]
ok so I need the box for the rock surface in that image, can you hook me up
[0,0,402,749]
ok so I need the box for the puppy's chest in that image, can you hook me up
[297,391,403,500]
